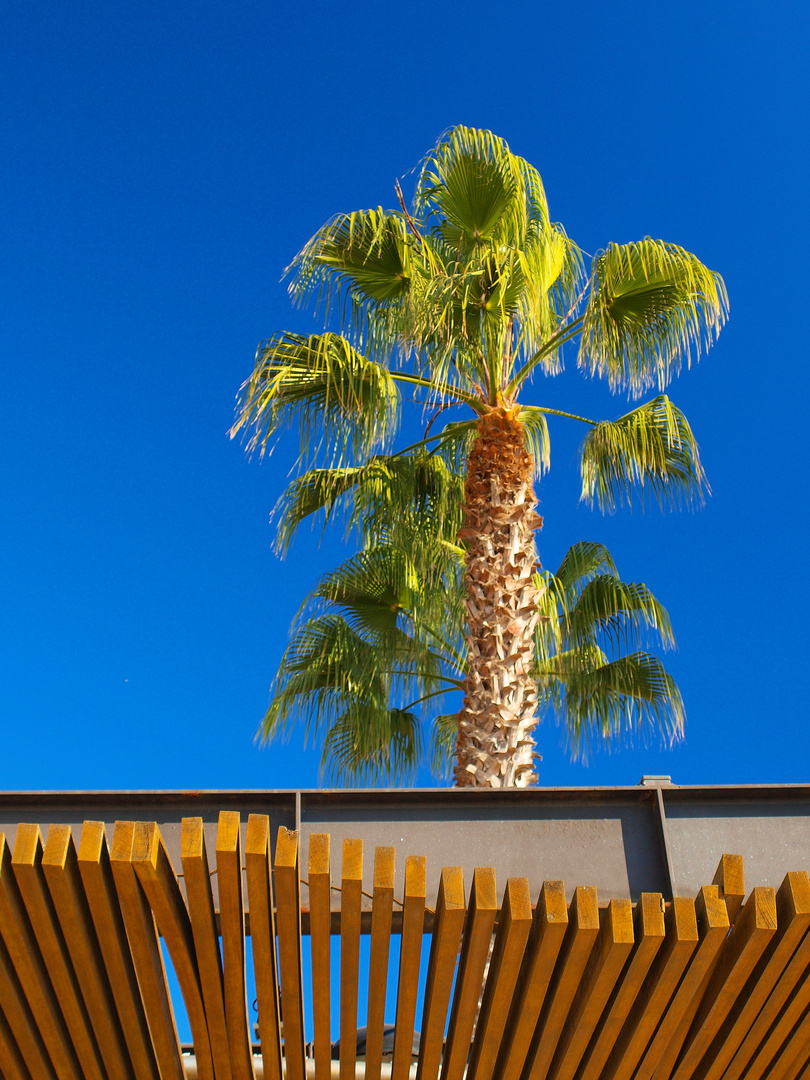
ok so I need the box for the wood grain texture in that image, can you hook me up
[575,892,666,1080]
[10,824,101,1080]
[0,1003,31,1080]
[391,855,427,1080]
[41,823,134,1080]
[365,846,396,1080]
[601,896,699,1080]
[216,811,255,1080]
[181,817,232,1080]
[274,827,306,1080]
[78,821,159,1080]
[308,833,332,1080]
[714,854,746,925]
[441,867,498,1080]
[245,815,283,1080]
[495,880,569,1080]
[0,926,56,1080]
[109,821,184,1080]
[416,866,465,1080]
[523,885,600,1080]
[468,876,533,1080]
[340,838,364,1080]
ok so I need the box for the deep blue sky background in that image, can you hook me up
[2,0,808,794]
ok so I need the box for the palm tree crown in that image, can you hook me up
[232,126,727,787]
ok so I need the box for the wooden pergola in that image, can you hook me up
[1,809,810,1080]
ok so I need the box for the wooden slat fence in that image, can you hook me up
[0,814,809,1080]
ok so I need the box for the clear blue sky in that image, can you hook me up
[2,0,808,793]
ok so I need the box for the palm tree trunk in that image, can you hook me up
[454,406,544,788]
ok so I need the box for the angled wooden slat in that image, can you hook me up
[11,824,105,1080]
[758,998,810,1080]
[0,929,55,1080]
[698,872,810,1080]
[601,896,699,1080]
[724,895,810,1080]
[416,866,465,1080]
[641,885,730,1080]
[670,887,776,1080]
[714,854,746,924]
[495,880,568,1080]
[392,855,427,1080]
[78,822,160,1080]
[274,827,306,1080]
[550,897,634,1080]
[181,817,232,1080]
[340,838,364,1080]
[109,821,184,1080]
[217,811,255,1080]
[131,820,216,1080]
[0,1004,31,1080]
[308,833,332,1080]
[41,823,134,1080]
[365,847,396,1080]
[468,876,533,1080]
[245,815,283,1080]
[523,885,600,1080]
[575,892,666,1080]
[441,867,498,1080]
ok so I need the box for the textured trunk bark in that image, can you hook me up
[454,406,544,788]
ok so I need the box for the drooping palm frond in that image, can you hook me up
[564,576,675,651]
[579,239,728,397]
[579,395,708,511]
[322,706,423,786]
[230,332,399,465]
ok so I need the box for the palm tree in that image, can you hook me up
[232,126,726,788]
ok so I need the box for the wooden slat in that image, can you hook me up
[365,847,396,1080]
[441,867,498,1080]
[109,821,184,1080]
[131,820,216,1080]
[575,892,666,1080]
[496,880,569,1080]
[758,998,810,1080]
[468,876,533,1080]
[698,872,810,1080]
[714,854,746,924]
[77,822,159,1080]
[245,815,283,1080]
[523,885,600,1080]
[11,823,105,1080]
[601,896,699,1080]
[340,838,364,1080]
[550,898,634,1080]
[217,811,255,1080]
[392,855,427,1080]
[41,823,134,1080]
[274,826,306,1080]
[416,866,465,1080]
[638,885,730,1080]
[0,1003,30,1080]
[181,817,232,1080]
[0,928,55,1080]
[308,833,332,1080]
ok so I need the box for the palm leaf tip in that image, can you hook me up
[579,239,728,397]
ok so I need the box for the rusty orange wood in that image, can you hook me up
[308,833,333,1080]
[216,811,255,1080]
[495,880,569,1080]
[0,927,56,1080]
[41,823,134,1080]
[11,823,104,1080]
[274,827,306,1080]
[416,866,465,1080]
[245,815,283,1080]
[441,866,498,1080]
[340,838,364,1080]
[392,856,427,1080]
[78,822,159,1080]
[365,846,396,1080]
[109,821,184,1080]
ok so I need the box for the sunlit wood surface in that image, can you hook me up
[0,814,808,1080]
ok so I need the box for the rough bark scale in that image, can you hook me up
[454,406,544,788]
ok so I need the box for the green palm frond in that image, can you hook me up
[517,407,551,476]
[579,239,728,397]
[430,713,460,780]
[322,706,423,786]
[580,395,708,510]
[565,576,675,651]
[231,332,399,465]
[554,541,619,592]
[312,546,418,636]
